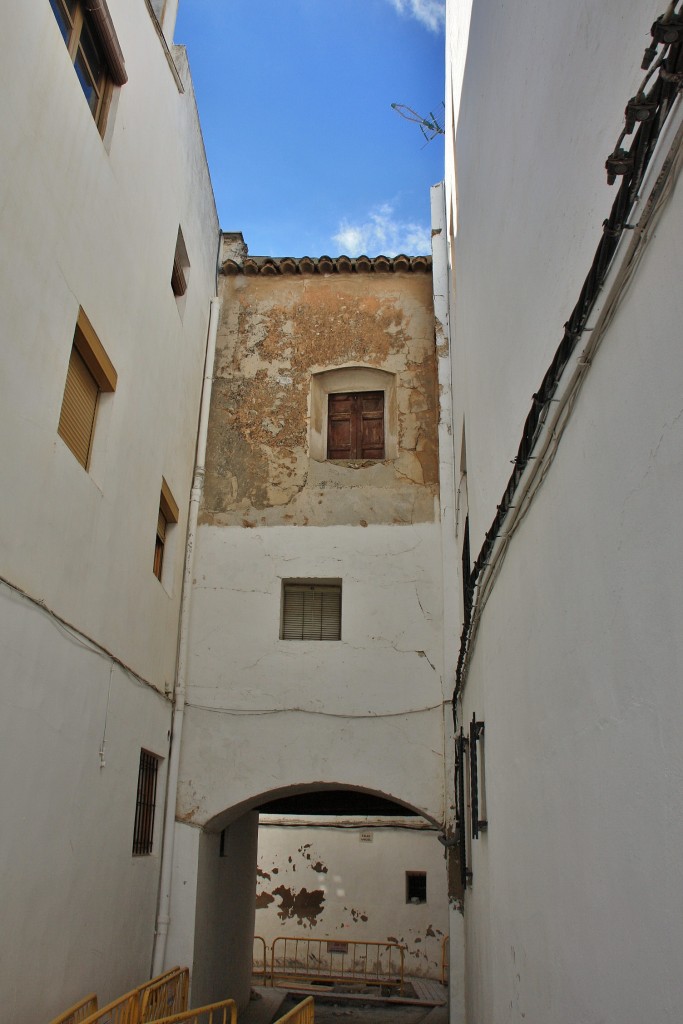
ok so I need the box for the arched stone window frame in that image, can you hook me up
[309,366,398,463]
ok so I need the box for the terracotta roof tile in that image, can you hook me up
[220,254,432,276]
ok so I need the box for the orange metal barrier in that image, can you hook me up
[151,998,237,1024]
[49,994,98,1024]
[74,967,188,1024]
[270,937,404,995]
[441,935,449,986]
[273,996,314,1024]
[253,935,268,980]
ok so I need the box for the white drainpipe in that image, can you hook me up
[152,293,221,976]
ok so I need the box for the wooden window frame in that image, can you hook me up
[49,0,123,134]
[327,391,385,460]
[57,308,117,469]
[281,581,342,641]
[153,478,179,582]
[132,749,160,856]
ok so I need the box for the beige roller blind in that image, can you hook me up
[282,584,342,641]
[58,346,99,468]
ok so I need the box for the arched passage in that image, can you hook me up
[165,782,449,1010]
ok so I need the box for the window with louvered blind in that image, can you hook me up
[281,582,342,641]
[57,309,117,469]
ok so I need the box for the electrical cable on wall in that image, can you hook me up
[454,2,683,700]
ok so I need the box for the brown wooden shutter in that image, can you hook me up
[58,345,99,468]
[327,393,354,458]
[327,392,384,459]
[282,584,341,640]
[359,392,385,458]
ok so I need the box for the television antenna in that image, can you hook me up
[391,103,445,143]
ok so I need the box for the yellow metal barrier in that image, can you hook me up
[140,968,190,1021]
[151,997,237,1024]
[253,935,268,981]
[274,996,314,1024]
[49,994,98,1024]
[76,967,188,1024]
[270,937,404,995]
[441,935,449,986]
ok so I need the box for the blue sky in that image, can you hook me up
[175,0,445,257]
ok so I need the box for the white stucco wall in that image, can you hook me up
[445,0,683,1020]
[0,3,219,1019]
[255,820,449,981]
[0,583,171,1022]
[0,0,218,691]
[179,522,447,827]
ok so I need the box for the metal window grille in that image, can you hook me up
[132,750,159,855]
[406,871,427,903]
[282,583,341,640]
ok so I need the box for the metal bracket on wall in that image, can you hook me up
[470,713,488,840]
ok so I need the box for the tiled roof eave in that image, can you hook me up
[220,254,432,276]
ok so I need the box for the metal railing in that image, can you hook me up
[273,997,314,1024]
[270,937,404,994]
[253,935,268,980]
[441,935,449,986]
[74,967,188,1024]
[49,994,98,1024]
[151,998,237,1024]
[140,968,190,1021]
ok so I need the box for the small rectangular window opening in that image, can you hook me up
[406,871,427,904]
[171,226,190,299]
[154,478,179,582]
[132,750,159,856]
[281,582,342,641]
[327,391,385,460]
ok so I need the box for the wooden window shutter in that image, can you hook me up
[58,346,99,468]
[327,393,354,459]
[359,392,384,458]
[282,584,342,640]
[327,391,384,459]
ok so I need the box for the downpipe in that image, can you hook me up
[152,294,221,976]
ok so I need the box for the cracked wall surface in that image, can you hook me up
[202,272,438,527]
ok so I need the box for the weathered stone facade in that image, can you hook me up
[202,249,438,528]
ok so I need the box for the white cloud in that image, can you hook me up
[387,0,445,33]
[332,203,431,257]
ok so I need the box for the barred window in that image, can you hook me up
[132,750,159,856]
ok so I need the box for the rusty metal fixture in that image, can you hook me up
[605,147,634,184]
[624,94,658,133]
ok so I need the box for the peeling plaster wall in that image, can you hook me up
[203,272,439,528]
[255,821,449,979]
